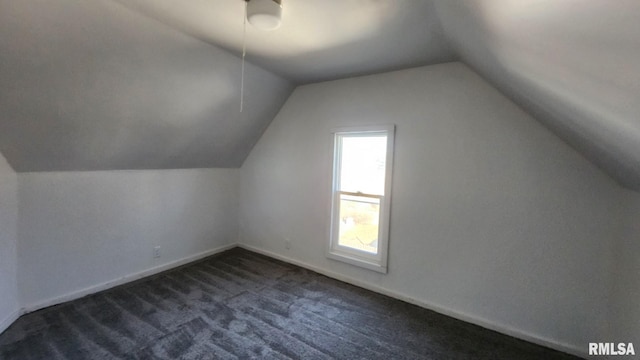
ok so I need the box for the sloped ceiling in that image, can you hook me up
[0,0,293,171]
[0,0,453,172]
[433,0,640,191]
[1,0,639,190]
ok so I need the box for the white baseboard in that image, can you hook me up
[21,243,237,315]
[12,241,588,358]
[238,244,587,359]
[0,309,20,335]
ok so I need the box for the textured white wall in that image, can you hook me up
[18,169,238,310]
[239,62,623,356]
[0,153,19,333]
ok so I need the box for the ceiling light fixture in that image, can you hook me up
[246,0,282,31]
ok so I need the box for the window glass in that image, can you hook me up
[328,125,394,273]
[339,136,387,195]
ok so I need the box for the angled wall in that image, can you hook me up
[433,0,640,191]
[0,153,19,333]
[0,0,293,172]
[239,62,623,357]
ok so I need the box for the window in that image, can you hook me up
[328,125,394,273]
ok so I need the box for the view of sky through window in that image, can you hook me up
[339,136,387,195]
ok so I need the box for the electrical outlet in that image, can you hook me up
[285,238,291,250]
[153,246,161,258]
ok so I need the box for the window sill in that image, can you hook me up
[326,250,388,274]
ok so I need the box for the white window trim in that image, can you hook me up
[327,124,395,273]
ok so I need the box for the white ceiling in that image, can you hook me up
[0,0,292,171]
[116,0,456,83]
[434,0,640,190]
[1,0,639,191]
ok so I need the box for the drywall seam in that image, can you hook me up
[20,243,236,315]
[238,244,587,359]
[0,310,19,335]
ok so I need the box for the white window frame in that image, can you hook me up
[327,125,395,273]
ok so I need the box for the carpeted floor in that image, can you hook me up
[0,248,580,360]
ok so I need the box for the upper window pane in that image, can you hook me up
[339,135,387,195]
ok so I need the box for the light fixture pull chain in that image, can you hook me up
[240,0,247,112]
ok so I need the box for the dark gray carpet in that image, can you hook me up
[0,248,580,360]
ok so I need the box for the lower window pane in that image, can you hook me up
[338,194,380,254]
